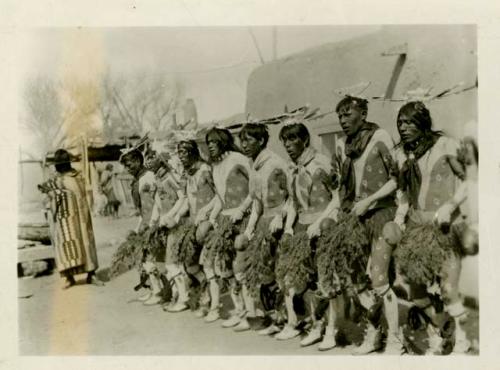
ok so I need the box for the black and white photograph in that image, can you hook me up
[15,24,479,358]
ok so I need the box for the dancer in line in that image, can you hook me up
[229,123,290,333]
[391,101,471,354]
[201,128,252,324]
[167,140,218,313]
[145,152,186,308]
[120,148,158,303]
[274,122,338,342]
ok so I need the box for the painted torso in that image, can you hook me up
[212,151,251,210]
[137,170,157,228]
[185,162,216,217]
[290,147,334,215]
[249,148,289,212]
[154,171,180,216]
[337,128,395,203]
[394,136,460,212]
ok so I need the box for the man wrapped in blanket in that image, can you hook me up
[273,122,339,342]
[38,149,103,289]
[226,123,291,333]
[200,128,253,324]
[388,101,472,354]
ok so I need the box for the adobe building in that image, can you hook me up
[239,24,478,304]
[244,25,477,161]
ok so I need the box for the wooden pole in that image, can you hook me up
[272,26,277,61]
[81,134,93,210]
[248,27,265,65]
[19,147,24,195]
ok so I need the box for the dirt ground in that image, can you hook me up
[18,215,479,355]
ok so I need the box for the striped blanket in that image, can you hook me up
[44,171,98,275]
[50,188,87,272]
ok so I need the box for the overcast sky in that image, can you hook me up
[18,26,380,154]
[19,26,380,117]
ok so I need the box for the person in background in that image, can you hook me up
[38,149,104,289]
[94,187,108,217]
[100,164,121,218]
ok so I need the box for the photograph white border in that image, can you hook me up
[1,0,499,369]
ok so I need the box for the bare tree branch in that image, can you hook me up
[92,71,187,142]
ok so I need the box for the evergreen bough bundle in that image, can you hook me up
[178,223,198,266]
[394,222,462,286]
[168,222,188,264]
[244,220,276,298]
[109,230,150,279]
[207,216,237,276]
[275,231,313,291]
[149,226,168,262]
[316,214,370,296]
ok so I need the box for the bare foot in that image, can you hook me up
[62,276,76,290]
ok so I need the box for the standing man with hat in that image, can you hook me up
[38,149,103,289]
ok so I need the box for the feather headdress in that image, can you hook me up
[334,81,371,101]
[221,105,327,131]
[118,133,151,162]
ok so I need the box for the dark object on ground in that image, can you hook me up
[314,297,329,320]
[96,268,111,282]
[187,276,207,310]
[260,281,282,312]
[247,315,273,330]
[18,259,55,278]
[160,274,173,303]
[293,294,306,316]
[104,200,121,218]
[134,271,150,291]
[18,223,51,244]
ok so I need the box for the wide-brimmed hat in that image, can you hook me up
[171,129,199,144]
[52,149,73,165]
[119,147,143,164]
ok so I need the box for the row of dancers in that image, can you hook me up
[116,97,478,355]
